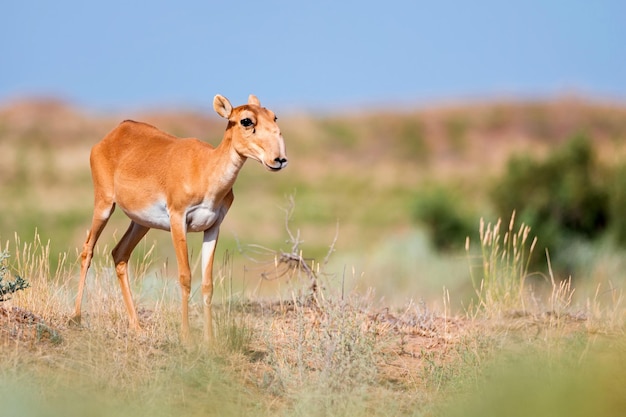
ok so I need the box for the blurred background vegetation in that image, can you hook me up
[1,96,626,308]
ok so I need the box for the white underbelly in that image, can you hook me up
[121,201,222,233]
[186,204,219,232]
[123,200,172,231]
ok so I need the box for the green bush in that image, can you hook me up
[412,185,476,251]
[491,134,608,254]
[0,250,29,302]
[608,164,626,246]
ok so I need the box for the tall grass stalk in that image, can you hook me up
[586,281,625,332]
[545,249,576,318]
[4,231,73,323]
[467,212,537,316]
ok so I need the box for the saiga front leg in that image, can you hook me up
[169,213,192,343]
[202,193,233,344]
[201,227,219,344]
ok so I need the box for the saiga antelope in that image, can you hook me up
[71,94,288,343]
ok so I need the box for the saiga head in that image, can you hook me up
[213,94,288,171]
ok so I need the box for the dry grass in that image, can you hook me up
[0,224,624,417]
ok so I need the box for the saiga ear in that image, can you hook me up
[248,94,261,106]
[213,95,233,119]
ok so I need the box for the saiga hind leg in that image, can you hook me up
[71,203,115,325]
[111,221,150,331]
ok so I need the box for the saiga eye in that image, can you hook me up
[240,118,253,127]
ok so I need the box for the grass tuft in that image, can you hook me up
[467,212,537,316]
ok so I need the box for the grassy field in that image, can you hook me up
[1,221,624,417]
[1,96,626,416]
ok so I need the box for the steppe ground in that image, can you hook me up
[1,97,625,416]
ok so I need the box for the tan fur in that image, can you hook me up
[71,94,287,344]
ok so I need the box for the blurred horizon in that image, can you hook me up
[3,1,626,113]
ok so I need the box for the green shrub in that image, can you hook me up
[608,164,626,246]
[0,250,29,302]
[412,185,476,251]
[491,134,608,254]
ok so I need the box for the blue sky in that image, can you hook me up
[2,1,625,112]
